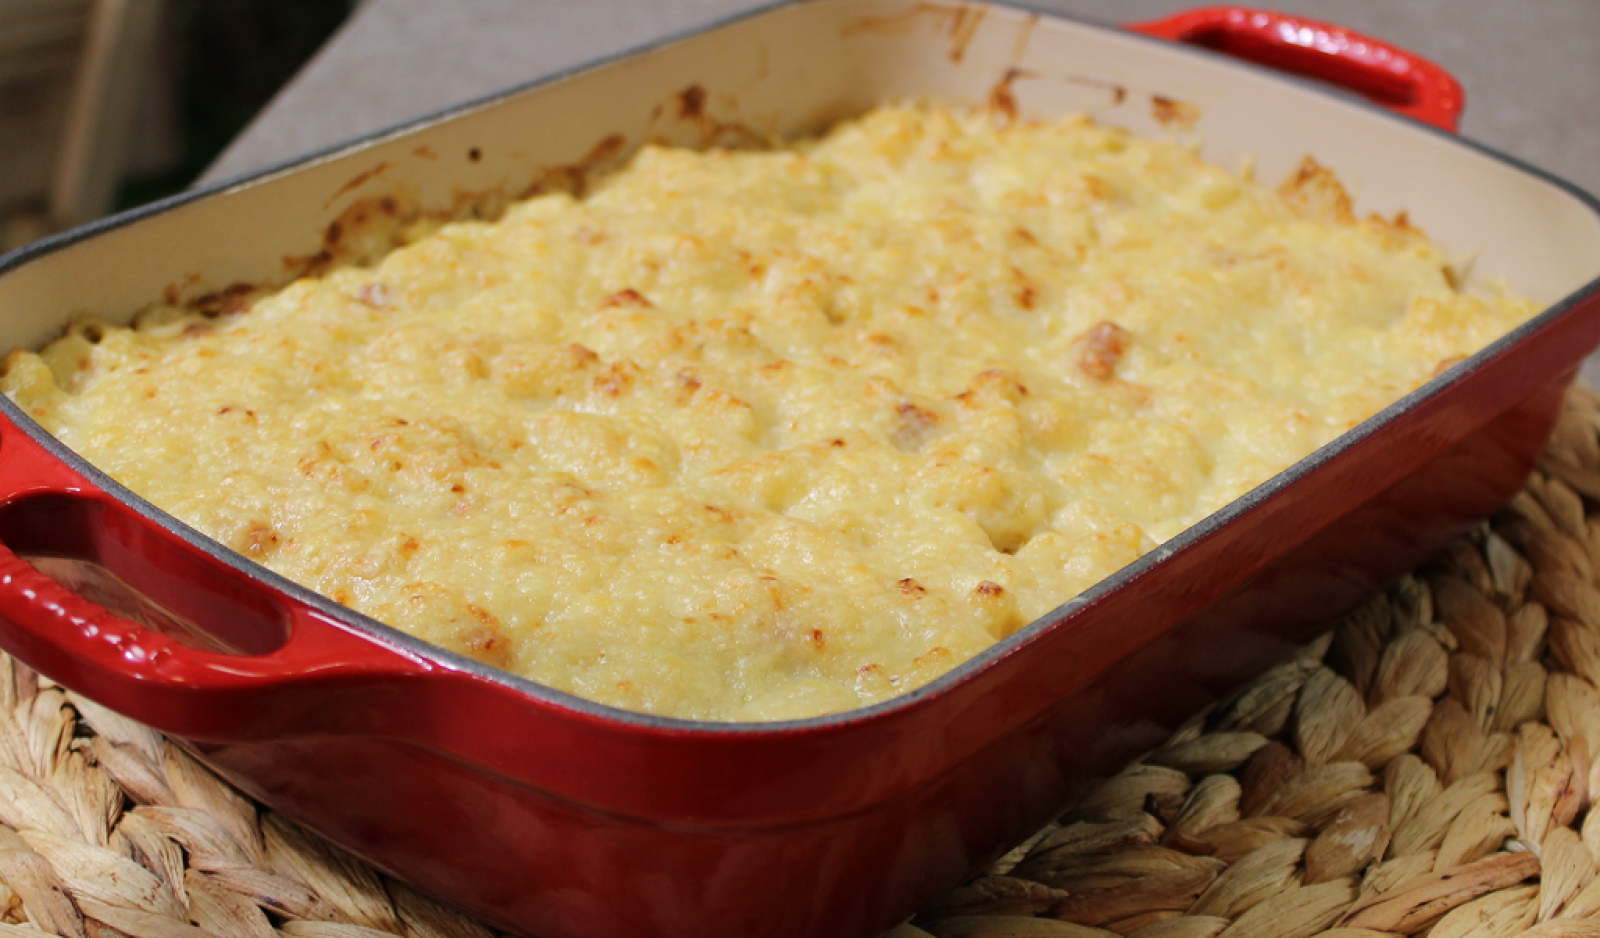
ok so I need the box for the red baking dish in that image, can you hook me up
[0,3,1597,937]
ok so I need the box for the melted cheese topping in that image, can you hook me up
[2,106,1536,720]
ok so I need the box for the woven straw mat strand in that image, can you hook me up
[8,389,1600,938]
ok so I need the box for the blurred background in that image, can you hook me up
[0,0,356,252]
[4,0,1597,259]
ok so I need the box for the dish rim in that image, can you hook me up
[2,0,1599,738]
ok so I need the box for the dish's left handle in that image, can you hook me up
[0,413,433,742]
[1127,6,1464,132]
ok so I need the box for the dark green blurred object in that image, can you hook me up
[117,0,356,211]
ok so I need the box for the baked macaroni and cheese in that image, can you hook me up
[1,106,1537,720]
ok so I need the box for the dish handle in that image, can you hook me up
[0,412,434,742]
[1127,6,1464,132]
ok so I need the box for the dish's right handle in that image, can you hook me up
[1127,7,1464,132]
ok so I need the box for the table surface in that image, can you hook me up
[199,0,1600,378]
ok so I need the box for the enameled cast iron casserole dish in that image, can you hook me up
[0,3,1598,936]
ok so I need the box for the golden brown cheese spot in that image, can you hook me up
[592,360,642,397]
[462,622,513,668]
[1011,266,1037,310]
[1279,156,1355,224]
[954,369,1028,407]
[891,401,941,451]
[1076,321,1131,381]
[391,582,517,671]
[0,104,1539,721]
[236,521,280,559]
[600,288,654,308]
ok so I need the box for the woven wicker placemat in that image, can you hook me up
[7,389,1600,938]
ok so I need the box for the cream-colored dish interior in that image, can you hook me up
[1,105,1538,719]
